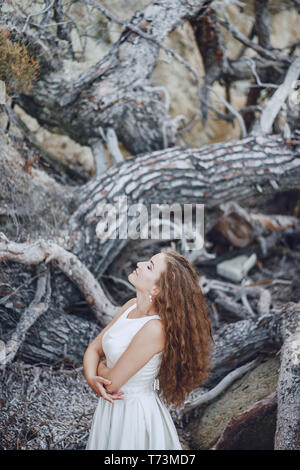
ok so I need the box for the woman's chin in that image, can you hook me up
[128,272,136,285]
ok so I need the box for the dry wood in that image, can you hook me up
[205,307,284,388]
[0,234,118,323]
[274,302,300,449]
[1,265,51,367]
[200,275,274,318]
[179,358,261,417]
[1,0,214,160]
[252,57,300,135]
[67,133,300,279]
[254,0,272,50]
[0,0,299,451]
[216,201,300,248]
[214,290,250,321]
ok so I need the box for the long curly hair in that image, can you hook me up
[153,249,215,410]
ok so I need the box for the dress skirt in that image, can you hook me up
[85,389,182,450]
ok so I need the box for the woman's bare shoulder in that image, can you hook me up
[139,318,165,351]
[112,297,136,320]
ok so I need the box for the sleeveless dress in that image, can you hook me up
[85,302,182,450]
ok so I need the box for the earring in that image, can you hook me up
[149,294,152,302]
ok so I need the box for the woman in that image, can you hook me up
[83,249,214,450]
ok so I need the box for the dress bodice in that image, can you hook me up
[101,303,163,394]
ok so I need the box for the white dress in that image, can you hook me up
[85,302,182,450]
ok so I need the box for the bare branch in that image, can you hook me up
[207,85,247,137]
[218,7,292,64]
[21,0,56,33]
[181,358,261,415]
[252,57,300,135]
[254,0,272,50]
[0,235,118,323]
[1,265,51,367]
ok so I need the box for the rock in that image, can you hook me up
[216,253,257,282]
[187,355,280,450]
[214,392,277,450]
[0,341,5,364]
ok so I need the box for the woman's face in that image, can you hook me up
[128,252,166,294]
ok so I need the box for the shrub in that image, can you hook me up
[0,27,39,95]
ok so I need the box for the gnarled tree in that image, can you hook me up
[0,0,300,450]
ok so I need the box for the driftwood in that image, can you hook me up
[211,299,300,451]
[205,308,283,387]
[1,0,299,164]
[200,275,291,324]
[8,313,98,370]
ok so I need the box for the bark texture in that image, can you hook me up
[1,0,300,450]
[0,1,214,156]
[274,302,300,450]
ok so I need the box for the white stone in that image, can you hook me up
[216,253,257,283]
[0,340,6,364]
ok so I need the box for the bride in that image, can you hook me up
[83,248,214,450]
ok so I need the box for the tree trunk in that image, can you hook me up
[195,305,284,389]
[16,312,100,368]
[67,133,300,278]
[1,0,300,450]
[2,129,300,290]
[1,0,214,156]
[274,302,300,450]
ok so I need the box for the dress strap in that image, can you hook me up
[123,302,136,318]
[124,302,161,321]
[142,314,161,321]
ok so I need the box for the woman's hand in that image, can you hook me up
[97,358,108,375]
[88,375,124,405]
[89,358,124,405]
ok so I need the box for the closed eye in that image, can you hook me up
[148,258,154,270]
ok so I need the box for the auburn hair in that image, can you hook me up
[152,249,215,410]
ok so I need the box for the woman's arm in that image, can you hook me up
[104,319,165,395]
[83,346,105,387]
[97,358,110,379]
[82,297,136,385]
[83,350,125,404]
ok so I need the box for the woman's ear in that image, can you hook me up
[151,286,160,297]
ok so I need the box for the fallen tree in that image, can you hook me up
[1,0,300,451]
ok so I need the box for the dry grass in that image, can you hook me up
[0,27,39,95]
[0,360,98,450]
